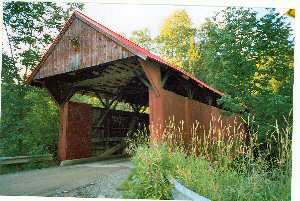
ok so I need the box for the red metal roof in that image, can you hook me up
[27,10,224,96]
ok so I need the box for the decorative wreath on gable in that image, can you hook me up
[70,35,80,52]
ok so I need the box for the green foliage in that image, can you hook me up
[130,28,158,54]
[1,55,59,156]
[1,54,20,84]
[1,86,59,156]
[70,93,136,112]
[123,118,291,200]
[194,8,293,134]
[217,95,245,113]
[124,126,149,155]
[124,145,291,201]
[70,93,102,107]
[1,2,84,161]
[123,145,173,199]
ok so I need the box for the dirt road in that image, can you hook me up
[0,158,133,198]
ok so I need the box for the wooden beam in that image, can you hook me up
[138,58,161,96]
[0,155,53,165]
[44,78,74,106]
[92,93,120,136]
[185,87,194,99]
[100,144,123,157]
[133,70,154,91]
[161,70,171,87]
[60,154,124,166]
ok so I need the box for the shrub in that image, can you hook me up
[123,145,173,199]
[1,85,60,157]
[123,117,291,201]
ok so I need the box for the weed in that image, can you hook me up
[123,114,291,200]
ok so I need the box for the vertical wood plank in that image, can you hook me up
[35,17,133,79]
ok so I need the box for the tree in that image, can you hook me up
[196,8,258,100]
[158,10,199,72]
[130,28,158,53]
[195,8,294,134]
[1,2,84,157]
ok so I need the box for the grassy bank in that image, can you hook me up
[122,118,291,200]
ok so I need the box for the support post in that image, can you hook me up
[138,59,165,143]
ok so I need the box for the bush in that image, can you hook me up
[123,145,173,199]
[1,84,60,158]
[124,145,290,200]
[123,118,291,201]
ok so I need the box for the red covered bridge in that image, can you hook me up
[27,11,241,161]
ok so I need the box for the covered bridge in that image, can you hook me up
[27,11,240,161]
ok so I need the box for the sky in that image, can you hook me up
[82,2,292,37]
[2,2,294,55]
[2,2,293,77]
[82,3,222,37]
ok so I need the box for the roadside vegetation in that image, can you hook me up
[123,115,292,200]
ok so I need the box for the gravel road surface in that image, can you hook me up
[0,158,133,198]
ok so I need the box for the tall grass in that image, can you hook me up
[122,114,292,200]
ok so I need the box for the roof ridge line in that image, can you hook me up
[73,10,149,59]
[27,10,224,96]
[26,13,77,84]
[74,10,150,52]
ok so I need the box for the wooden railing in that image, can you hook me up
[0,154,53,165]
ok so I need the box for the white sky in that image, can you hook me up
[82,3,223,37]
[2,3,223,55]
[2,2,294,55]
[82,3,294,37]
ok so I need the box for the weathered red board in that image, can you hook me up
[34,17,133,80]
[150,89,243,142]
[145,61,243,145]
[58,101,92,161]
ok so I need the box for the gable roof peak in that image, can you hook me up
[27,10,224,96]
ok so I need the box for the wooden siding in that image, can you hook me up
[91,107,148,156]
[35,17,134,79]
